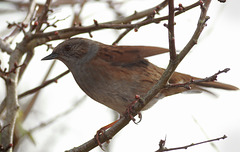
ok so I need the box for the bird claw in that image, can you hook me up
[94,120,118,150]
[124,95,142,124]
[94,128,105,150]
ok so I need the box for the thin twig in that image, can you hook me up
[4,0,36,43]
[35,0,52,33]
[156,135,227,152]
[168,0,176,60]
[165,68,230,89]
[29,95,86,132]
[26,0,201,47]
[18,50,34,82]
[18,70,70,99]
[112,28,132,45]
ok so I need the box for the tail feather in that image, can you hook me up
[196,81,238,90]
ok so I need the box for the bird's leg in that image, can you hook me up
[124,95,142,124]
[94,95,142,150]
[94,119,118,150]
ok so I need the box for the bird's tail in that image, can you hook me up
[196,81,238,90]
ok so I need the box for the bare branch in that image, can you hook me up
[34,0,52,33]
[26,0,201,47]
[167,0,177,60]
[4,0,37,43]
[156,135,227,152]
[18,70,70,99]
[165,68,230,89]
[0,38,13,54]
[28,96,86,134]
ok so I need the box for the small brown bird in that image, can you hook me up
[42,38,238,114]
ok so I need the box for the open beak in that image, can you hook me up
[41,52,58,60]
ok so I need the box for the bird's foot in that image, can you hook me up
[94,120,118,150]
[124,95,142,124]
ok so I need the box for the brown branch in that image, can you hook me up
[0,62,25,80]
[168,0,176,60]
[18,70,70,99]
[112,1,169,45]
[156,135,227,152]
[112,28,132,45]
[25,0,201,48]
[34,0,52,33]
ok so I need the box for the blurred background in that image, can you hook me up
[0,0,239,152]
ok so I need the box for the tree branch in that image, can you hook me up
[156,135,227,152]
[18,70,70,99]
[0,38,13,54]
[168,0,176,60]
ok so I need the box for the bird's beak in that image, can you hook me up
[41,52,58,60]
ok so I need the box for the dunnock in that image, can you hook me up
[42,38,238,114]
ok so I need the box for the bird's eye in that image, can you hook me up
[64,44,71,51]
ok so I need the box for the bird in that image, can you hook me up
[42,38,238,114]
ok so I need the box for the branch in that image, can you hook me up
[0,38,13,54]
[1,1,53,150]
[18,70,70,99]
[34,0,52,33]
[28,96,86,133]
[25,1,201,48]
[156,135,227,152]
[0,62,25,80]
[165,68,230,89]
[4,0,36,43]
[167,0,177,60]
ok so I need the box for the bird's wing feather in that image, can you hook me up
[98,44,169,64]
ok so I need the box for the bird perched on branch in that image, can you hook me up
[42,38,238,114]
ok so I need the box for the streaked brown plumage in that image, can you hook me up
[42,38,238,114]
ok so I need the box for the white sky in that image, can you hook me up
[0,1,240,152]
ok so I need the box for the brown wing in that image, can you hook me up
[98,44,168,64]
